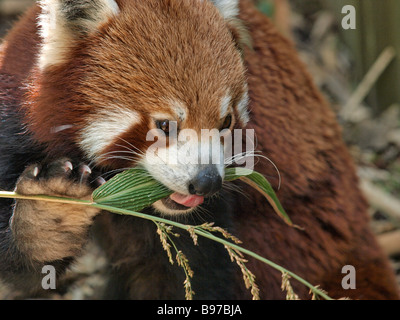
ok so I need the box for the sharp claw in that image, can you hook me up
[97,177,107,186]
[64,161,73,172]
[32,167,39,177]
[80,165,92,176]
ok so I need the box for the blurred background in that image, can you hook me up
[0,0,399,299]
[256,0,400,291]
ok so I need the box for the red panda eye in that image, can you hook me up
[156,120,170,135]
[221,114,232,131]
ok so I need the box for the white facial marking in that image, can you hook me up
[176,104,187,122]
[237,90,250,124]
[163,100,187,122]
[142,128,225,196]
[79,108,141,161]
[220,93,232,117]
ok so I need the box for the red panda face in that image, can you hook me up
[29,0,249,215]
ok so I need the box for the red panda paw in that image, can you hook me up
[15,158,101,199]
[10,159,101,262]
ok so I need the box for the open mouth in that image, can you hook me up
[161,192,205,211]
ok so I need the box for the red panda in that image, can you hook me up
[0,0,398,299]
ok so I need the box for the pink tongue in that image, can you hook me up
[170,192,204,208]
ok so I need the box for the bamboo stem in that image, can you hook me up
[340,46,396,122]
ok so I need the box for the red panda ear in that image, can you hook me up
[38,0,120,70]
[226,18,252,55]
[209,1,251,54]
[210,0,239,20]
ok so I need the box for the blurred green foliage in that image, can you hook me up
[255,0,275,17]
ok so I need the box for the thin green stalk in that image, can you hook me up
[0,191,92,205]
[0,191,333,300]
[185,227,332,301]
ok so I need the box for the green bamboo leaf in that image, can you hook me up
[225,167,295,228]
[93,167,295,228]
[92,168,172,212]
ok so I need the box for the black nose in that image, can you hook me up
[188,166,222,197]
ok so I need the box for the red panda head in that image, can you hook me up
[27,0,250,215]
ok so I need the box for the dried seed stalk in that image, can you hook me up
[225,245,260,300]
[281,272,300,300]
[309,285,330,300]
[176,250,195,300]
[199,222,242,244]
[193,223,259,300]
[156,223,176,265]
[187,226,198,246]
[155,222,195,300]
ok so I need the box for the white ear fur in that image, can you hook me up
[210,0,239,20]
[38,0,119,70]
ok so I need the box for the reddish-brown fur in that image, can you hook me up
[232,0,399,299]
[1,0,398,299]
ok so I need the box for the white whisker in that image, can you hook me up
[224,150,281,190]
[222,182,251,201]
[117,137,145,155]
